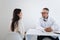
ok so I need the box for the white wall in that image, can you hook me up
[0,0,60,40]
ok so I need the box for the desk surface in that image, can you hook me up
[26,29,59,36]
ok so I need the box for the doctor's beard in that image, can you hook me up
[43,16,48,19]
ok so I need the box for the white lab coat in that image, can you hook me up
[36,17,60,31]
[36,17,60,38]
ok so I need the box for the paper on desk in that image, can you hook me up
[26,29,42,35]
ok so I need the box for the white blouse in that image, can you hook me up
[10,19,25,39]
[18,19,25,38]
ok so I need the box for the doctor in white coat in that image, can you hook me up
[36,8,60,40]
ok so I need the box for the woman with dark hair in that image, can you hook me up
[11,8,25,39]
[5,8,25,40]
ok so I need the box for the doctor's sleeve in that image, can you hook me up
[51,19,60,31]
[35,19,44,30]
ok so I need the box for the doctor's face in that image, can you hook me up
[41,10,49,19]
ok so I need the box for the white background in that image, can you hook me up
[0,0,60,40]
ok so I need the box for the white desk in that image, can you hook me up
[26,29,60,40]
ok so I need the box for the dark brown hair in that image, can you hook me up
[43,8,49,11]
[11,8,21,32]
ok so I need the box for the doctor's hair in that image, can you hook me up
[43,8,49,11]
[11,8,21,32]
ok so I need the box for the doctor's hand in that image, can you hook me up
[44,27,53,32]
